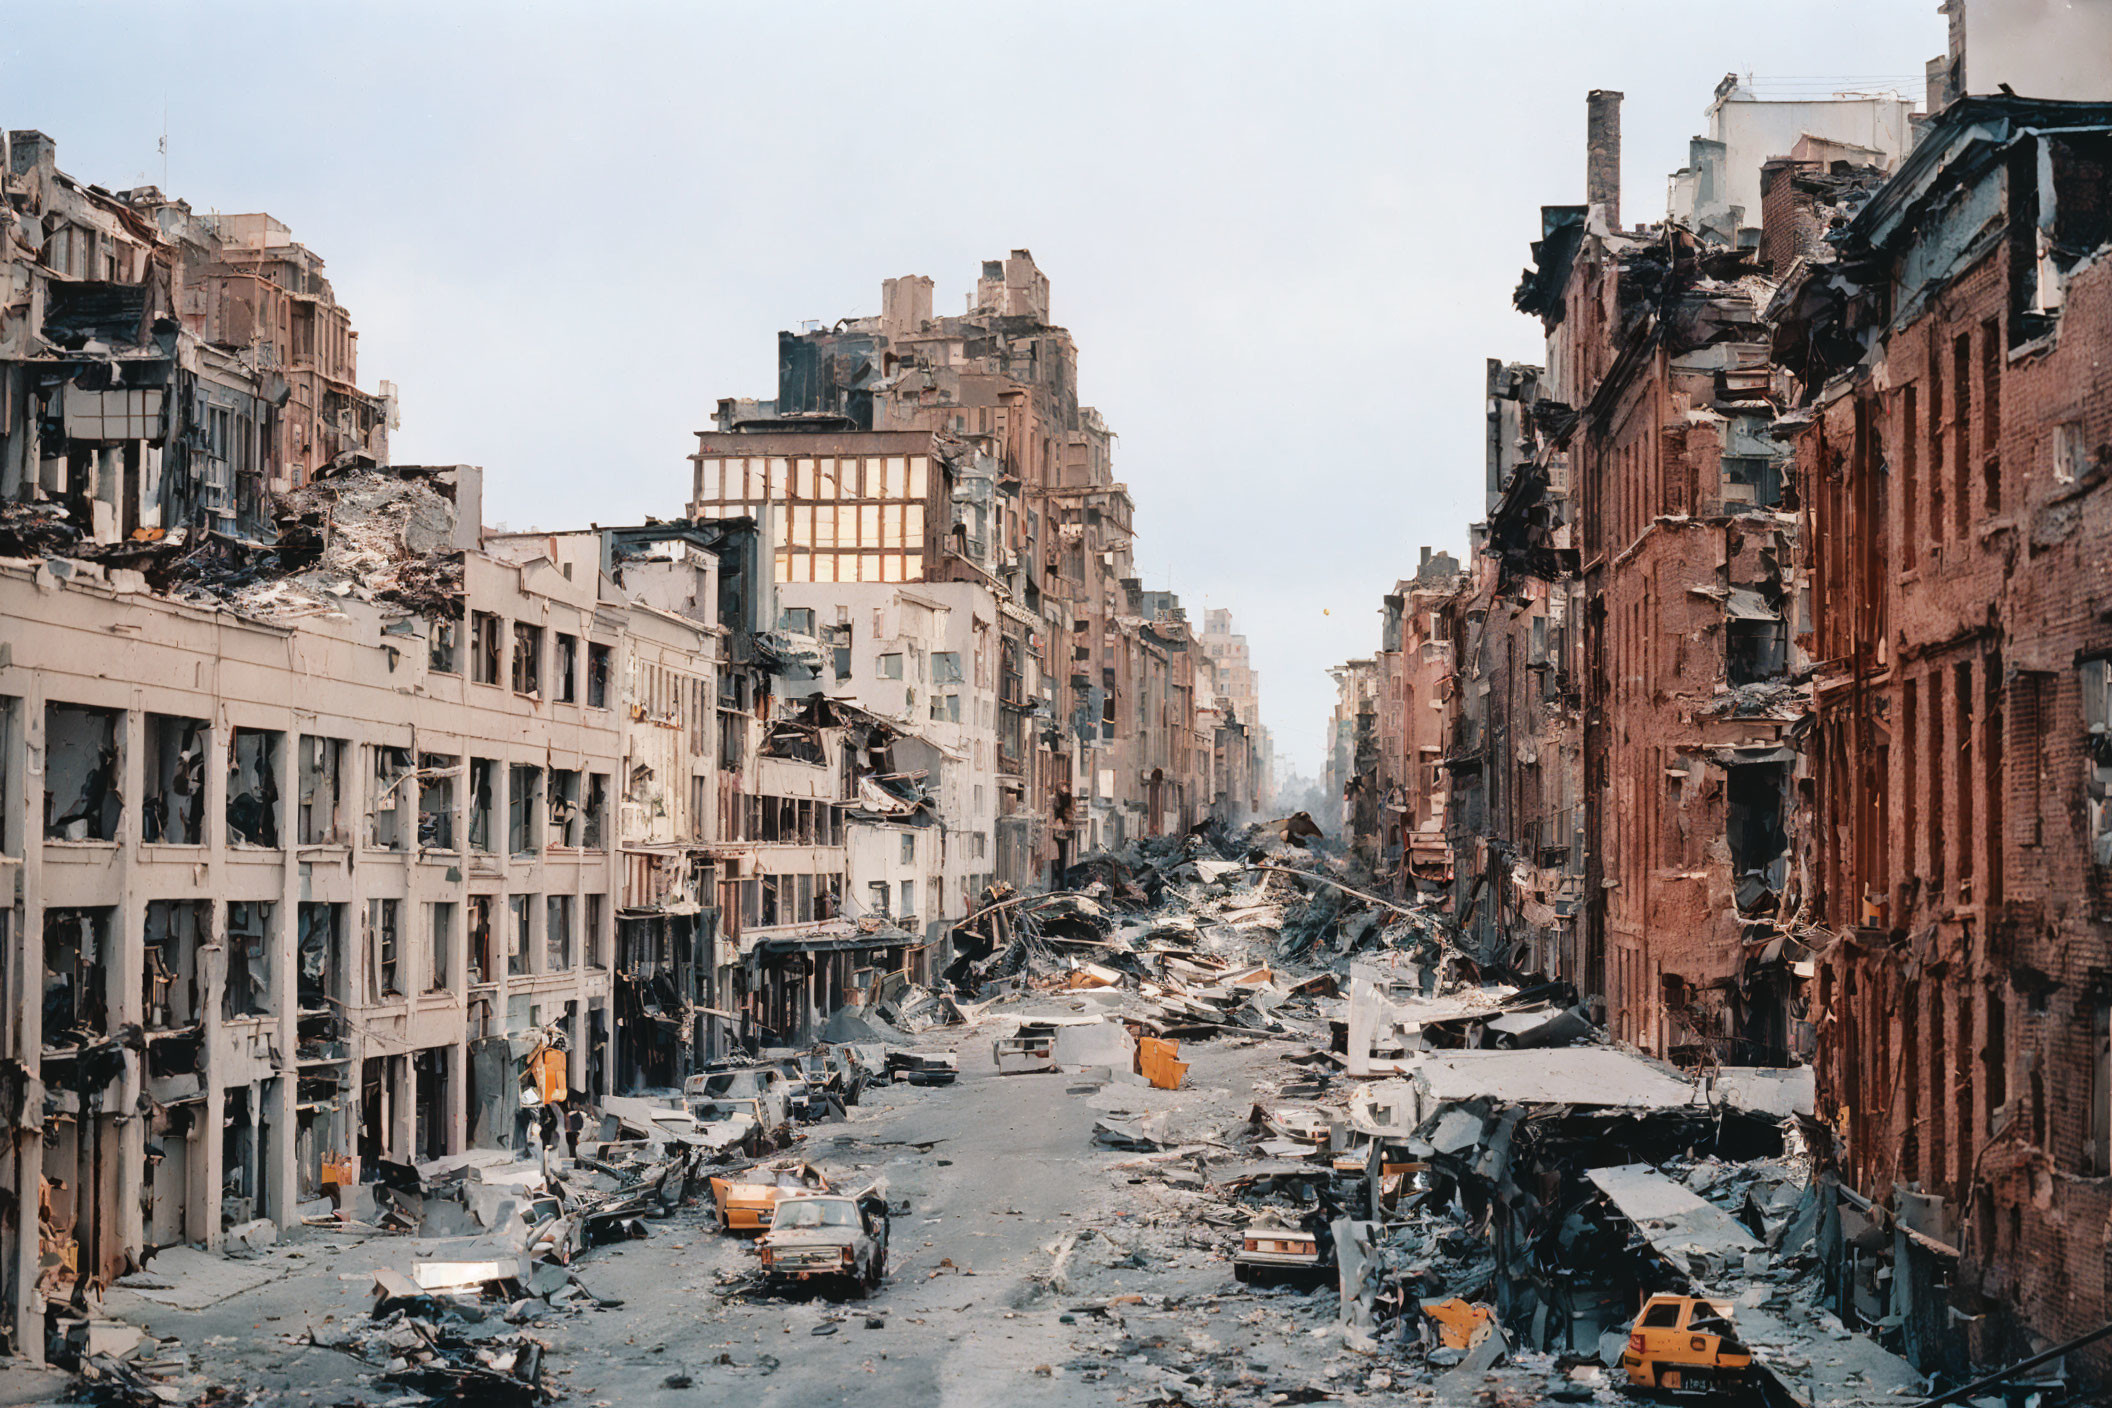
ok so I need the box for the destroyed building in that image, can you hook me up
[1770,91,2112,1380]
[1508,87,1831,1062]
[704,254,1260,887]
[1439,361,1586,978]
[0,463,632,1357]
[1373,551,1460,901]
[1,132,393,545]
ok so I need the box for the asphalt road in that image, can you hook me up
[84,1006,1349,1407]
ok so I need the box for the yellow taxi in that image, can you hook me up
[1621,1293,1753,1396]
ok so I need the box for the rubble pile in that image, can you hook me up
[932,817,1928,1405]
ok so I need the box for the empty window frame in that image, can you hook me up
[549,769,582,847]
[429,618,459,674]
[508,765,544,854]
[142,713,207,844]
[427,900,456,993]
[900,879,916,922]
[418,753,459,849]
[467,895,495,986]
[546,894,574,971]
[2085,659,2112,867]
[584,773,610,849]
[44,702,122,841]
[368,898,402,999]
[227,728,283,847]
[296,902,344,1012]
[142,899,208,1030]
[471,611,503,684]
[508,895,532,976]
[469,757,497,852]
[587,643,612,708]
[900,832,916,864]
[367,745,413,850]
[585,894,606,969]
[43,907,113,1042]
[224,901,274,1018]
[512,623,544,696]
[554,633,579,703]
[297,736,349,845]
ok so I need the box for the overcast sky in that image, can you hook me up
[4,2,1944,776]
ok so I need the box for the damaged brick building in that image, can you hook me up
[1774,92,2112,1378]
[1327,9,2112,1386]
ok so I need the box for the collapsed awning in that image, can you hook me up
[755,931,916,957]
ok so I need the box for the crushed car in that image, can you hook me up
[755,1189,890,1299]
[708,1160,830,1233]
[1621,1293,1753,1397]
[1232,1212,1335,1288]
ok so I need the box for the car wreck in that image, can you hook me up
[755,1190,891,1300]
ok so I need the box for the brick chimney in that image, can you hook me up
[1586,90,1623,230]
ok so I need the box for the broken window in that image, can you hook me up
[512,622,543,696]
[719,709,745,769]
[2084,659,2112,867]
[467,896,494,986]
[761,874,780,926]
[900,878,916,923]
[2092,1003,2112,1177]
[142,714,207,845]
[587,643,611,708]
[778,607,816,635]
[227,728,283,848]
[1726,616,1787,687]
[581,772,608,850]
[933,652,963,684]
[367,899,402,1000]
[43,907,112,1044]
[1726,762,1791,907]
[223,901,274,1019]
[367,745,413,850]
[418,753,458,849]
[142,900,207,1030]
[554,632,579,703]
[428,618,459,674]
[867,881,890,918]
[472,611,503,684]
[297,736,348,846]
[508,765,543,854]
[878,653,903,680]
[585,894,605,970]
[469,757,496,852]
[0,698,15,857]
[549,768,582,847]
[427,901,455,993]
[296,902,344,1013]
[691,775,710,841]
[508,895,532,976]
[900,832,916,864]
[43,702,122,841]
[546,894,573,971]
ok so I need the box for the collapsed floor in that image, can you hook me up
[30,820,2043,1407]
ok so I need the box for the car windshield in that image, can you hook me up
[775,1200,857,1228]
[692,1100,753,1121]
[696,1071,767,1098]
